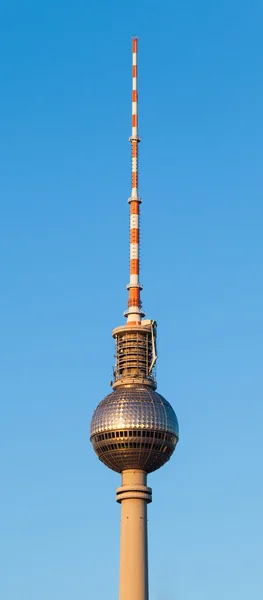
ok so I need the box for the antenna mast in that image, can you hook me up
[125,37,144,325]
[111,38,157,389]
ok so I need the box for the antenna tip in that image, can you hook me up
[132,37,138,52]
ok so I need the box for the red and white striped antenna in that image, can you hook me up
[124,37,145,325]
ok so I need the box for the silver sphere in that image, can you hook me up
[90,385,179,473]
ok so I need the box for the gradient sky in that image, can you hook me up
[1,1,263,599]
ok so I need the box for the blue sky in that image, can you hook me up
[0,1,262,598]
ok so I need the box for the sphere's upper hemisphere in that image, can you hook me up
[90,386,179,473]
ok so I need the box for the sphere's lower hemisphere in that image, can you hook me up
[90,386,179,474]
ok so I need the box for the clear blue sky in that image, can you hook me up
[0,1,262,599]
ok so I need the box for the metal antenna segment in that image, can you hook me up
[124,37,144,325]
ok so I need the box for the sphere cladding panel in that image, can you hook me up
[90,386,179,473]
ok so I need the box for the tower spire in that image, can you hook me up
[125,37,144,325]
[90,38,179,600]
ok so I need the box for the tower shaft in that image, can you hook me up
[117,470,152,600]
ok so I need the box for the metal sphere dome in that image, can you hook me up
[90,385,179,473]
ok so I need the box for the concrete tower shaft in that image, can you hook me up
[117,470,152,600]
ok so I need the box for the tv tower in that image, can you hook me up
[90,38,179,600]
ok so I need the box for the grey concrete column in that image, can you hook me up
[116,469,152,600]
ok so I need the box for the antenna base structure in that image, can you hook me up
[112,320,157,390]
